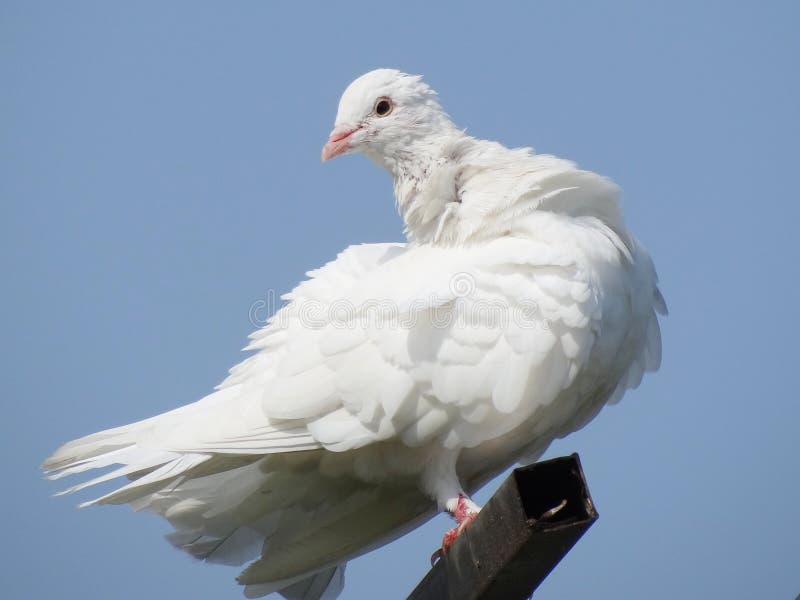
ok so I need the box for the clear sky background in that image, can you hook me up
[2,2,798,599]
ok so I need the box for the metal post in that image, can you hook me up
[407,454,598,600]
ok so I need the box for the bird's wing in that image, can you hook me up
[47,197,660,494]
[161,232,605,456]
[47,233,602,473]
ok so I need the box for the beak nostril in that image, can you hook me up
[328,129,355,144]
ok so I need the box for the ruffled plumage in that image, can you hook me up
[44,69,664,599]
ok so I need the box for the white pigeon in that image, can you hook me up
[44,68,665,599]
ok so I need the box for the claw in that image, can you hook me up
[430,495,480,564]
[430,548,444,566]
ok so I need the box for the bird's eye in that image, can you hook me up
[374,96,394,117]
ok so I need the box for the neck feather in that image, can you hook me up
[367,125,468,244]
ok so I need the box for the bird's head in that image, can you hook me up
[321,69,454,167]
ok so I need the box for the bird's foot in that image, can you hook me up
[441,509,478,550]
[430,494,480,565]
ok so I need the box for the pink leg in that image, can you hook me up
[431,494,481,565]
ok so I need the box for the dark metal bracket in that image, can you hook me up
[407,454,598,600]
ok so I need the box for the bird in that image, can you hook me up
[43,68,665,600]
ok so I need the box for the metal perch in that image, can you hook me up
[407,454,598,600]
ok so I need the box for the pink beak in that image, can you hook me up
[321,126,361,162]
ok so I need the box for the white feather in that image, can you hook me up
[44,68,665,599]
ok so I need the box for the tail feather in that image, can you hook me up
[43,426,144,472]
[43,388,434,598]
[270,564,345,600]
[45,446,150,480]
[53,448,179,496]
[43,414,212,509]
[80,453,211,508]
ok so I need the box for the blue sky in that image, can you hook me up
[2,1,798,598]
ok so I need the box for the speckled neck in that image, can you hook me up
[366,126,470,244]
